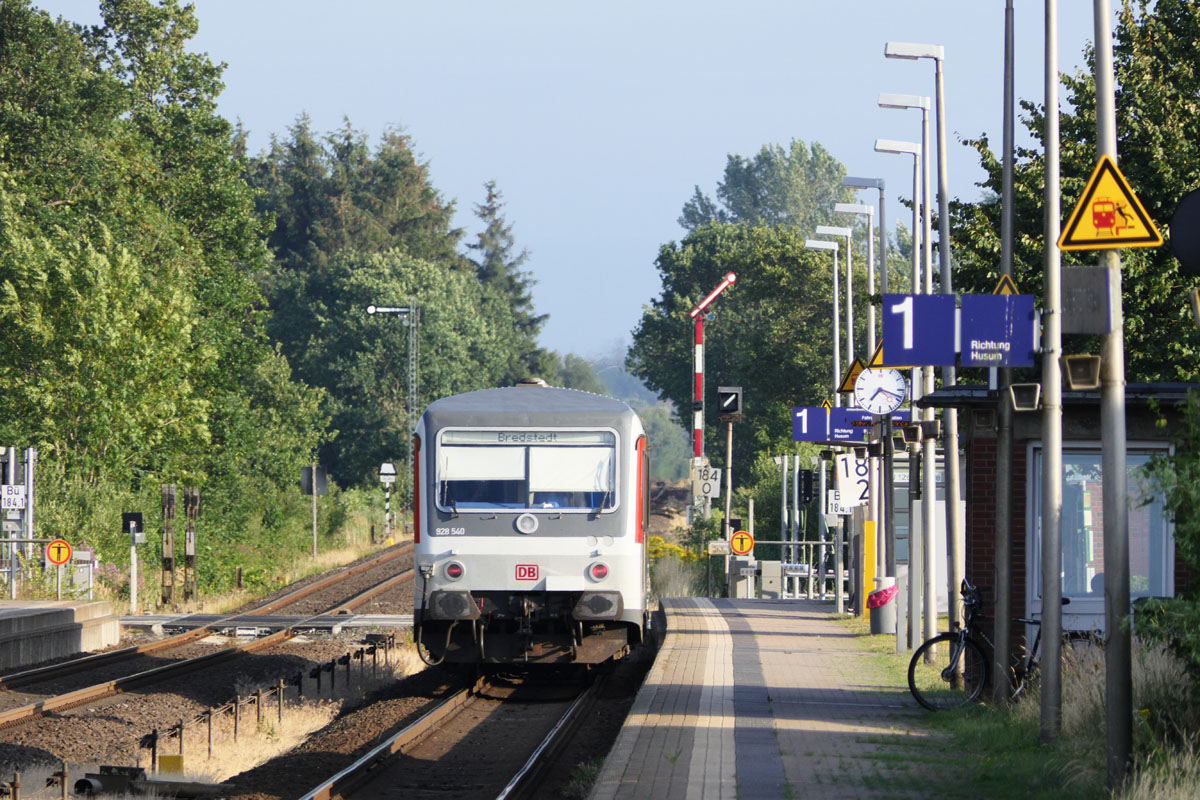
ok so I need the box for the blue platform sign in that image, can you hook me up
[792,407,830,442]
[881,294,957,367]
[960,295,1036,367]
[793,407,915,443]
[831,408,873,441]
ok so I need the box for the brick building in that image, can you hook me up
[917,383,1191,640]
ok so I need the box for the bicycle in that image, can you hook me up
[907,579,1058,711]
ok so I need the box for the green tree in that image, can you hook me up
[949,0,1200,381]
[0,0,326,579]
[628,224,840,472]
[549,353,606,394]
[466,180,548,380]
[287,249,522,485]
[679,140,852,233]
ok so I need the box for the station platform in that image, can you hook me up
[589,597,931,800]
[0,600,120,670]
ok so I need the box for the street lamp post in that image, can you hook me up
[834,203,877,356]
[843,179,896,608]
[886,41,966,645]
[804,240,841,407]
[875,138,923,652]
[367,301,421,531]
[816,225,855,367]
[834,203,885,582]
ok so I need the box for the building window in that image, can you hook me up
[1029,445,1173,601]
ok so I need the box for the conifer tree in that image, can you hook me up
[466,180,549,380]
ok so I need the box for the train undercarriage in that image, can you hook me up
[417,590,643,665]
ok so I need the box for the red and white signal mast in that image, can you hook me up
[687,272,737,458]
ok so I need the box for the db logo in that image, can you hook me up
[516,564,538,580]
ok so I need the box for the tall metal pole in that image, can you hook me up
[833,248,842,407]
[877,185,895,600]
[407,300,420,520]
[841,178,892,586]
[311,461,318,559]
[688,273,738,524]
[993,0,1016,706]
[934,51,966,642]
[920,105,938,652]
[792,454,802,589]
[909,154,923,647]
[1040,0,1065,744]
[1093,0,1132,784]
[693,316,704,459]
[846,234,855,366]
[780,456,789,593]
[723,421,734,547]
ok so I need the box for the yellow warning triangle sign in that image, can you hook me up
[868,341,885,367]
[837,357,866,394]
[992,274,1020,295]
[1058,155,1162,251]
[869,339,915,369]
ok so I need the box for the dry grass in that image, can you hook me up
[181,539,399,615]
[147,641,423,783]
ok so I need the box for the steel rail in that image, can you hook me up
[0,546,415,729]
[247,543,412,614]
[0,627,294,730]
[297,677,485,800]
[327,569,415,614]
[496,678,601,800]
[0,627,213,691]
[0,544,411,691]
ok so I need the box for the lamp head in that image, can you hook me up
[834,203,873,216]
[843,176,884,191]
[1062,354,1102,390]
[884,41,945,61]
[878,92,930,110]
[804,240,838,252]
[815,225,852,238]
[874,138,921,156]
[1010,383,1042,412]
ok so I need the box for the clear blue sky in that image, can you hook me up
[39,2,1107,360]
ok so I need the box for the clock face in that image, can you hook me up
[853,368,908,415]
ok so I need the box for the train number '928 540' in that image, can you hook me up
[433,527,466,536]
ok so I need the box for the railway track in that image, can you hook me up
[0,544,414,729]
[298,672,603,800]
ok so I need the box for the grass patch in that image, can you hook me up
[833,615,1200,799]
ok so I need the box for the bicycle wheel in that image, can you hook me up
[908,633,990,711]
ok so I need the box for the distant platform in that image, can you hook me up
[0,600,120,670]
[120,613,413,636]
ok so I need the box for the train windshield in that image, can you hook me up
[436,429,617,513]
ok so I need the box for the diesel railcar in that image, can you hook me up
[411,381,651,665]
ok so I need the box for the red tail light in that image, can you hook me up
[412,434,421,544]
[445,561,464,580]
[590,562,609,581]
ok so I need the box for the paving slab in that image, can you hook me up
[589,597,935,800]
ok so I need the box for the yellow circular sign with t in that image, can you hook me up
[729,530,754,556]
[45,538,72,566]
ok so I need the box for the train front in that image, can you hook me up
[412,385,649,665]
